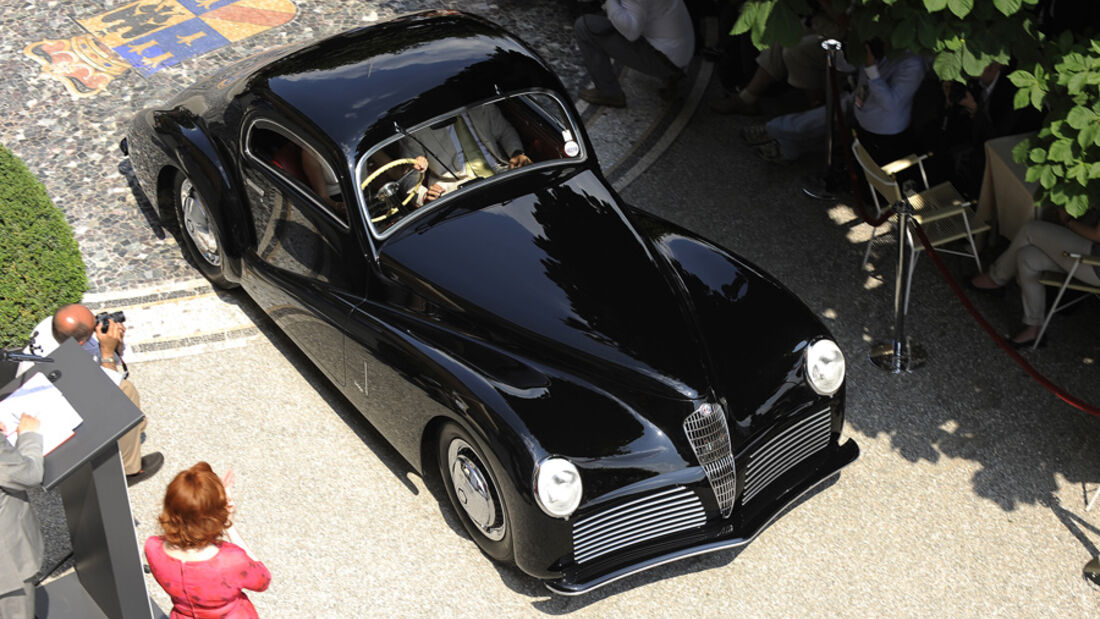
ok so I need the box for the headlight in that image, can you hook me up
[805,339,845,396]
[534,457,582,518]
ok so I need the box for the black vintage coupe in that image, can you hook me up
[123,10,858,594]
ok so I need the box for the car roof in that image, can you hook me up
[248,10,566,161]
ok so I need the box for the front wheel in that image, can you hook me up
[172,172,235,289]
[437,422,514,563]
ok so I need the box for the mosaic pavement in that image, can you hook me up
[2,0,713,360]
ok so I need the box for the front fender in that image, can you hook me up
[155,109,247,282]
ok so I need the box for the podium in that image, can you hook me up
[1,340,155,618]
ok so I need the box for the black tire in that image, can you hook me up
[436,422,514,563]
[172,171,236,289]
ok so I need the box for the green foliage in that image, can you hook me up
[731,0,1098,213]
[1009,34,1100,215]
[0,143,87,348]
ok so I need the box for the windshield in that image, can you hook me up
[357,90,584,237]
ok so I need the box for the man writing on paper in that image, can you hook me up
[18,304,163,486]
[0,412,43,619]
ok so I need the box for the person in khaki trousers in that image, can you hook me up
[0,413,44,619]
[17,304,163,486]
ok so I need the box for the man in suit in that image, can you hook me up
[0,412,44,618]
[399,103,532,204]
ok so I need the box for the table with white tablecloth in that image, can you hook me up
[975,131,1041,242]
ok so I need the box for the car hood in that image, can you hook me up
[377,171,712,400]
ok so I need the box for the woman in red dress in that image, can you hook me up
[145,462,271,618]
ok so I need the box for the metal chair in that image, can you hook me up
[1034,251,1100,350]
[851,139,991,314]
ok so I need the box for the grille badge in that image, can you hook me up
[683,403,737,518]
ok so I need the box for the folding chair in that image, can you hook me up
[851,140,991,314]
[1034,251,1100,350]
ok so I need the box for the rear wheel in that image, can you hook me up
[437,422,514,563]
[172,172,235,289]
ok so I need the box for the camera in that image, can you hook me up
[95,311,126,333]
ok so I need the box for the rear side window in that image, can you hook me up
[247,125,348,224]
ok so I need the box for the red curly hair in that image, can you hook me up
[159,462,230,550]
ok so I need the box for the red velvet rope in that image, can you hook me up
[825,63,1100,417]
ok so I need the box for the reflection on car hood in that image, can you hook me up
[379,172,710,400]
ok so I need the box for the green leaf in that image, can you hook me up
[1068,72,1088,94]
[948,0,974,18]
[1061,52,1087,72]
[1030,85,1045,109]
[1067,193,1089,216]
[731,1,757,36]
[1025,165,1043,183]
[993,0,1023,15]
[924,0,949,11]
[1089,162,1100,179]
[1028,147,1047,163]
[1067,106,1098,130]
[933,50,963,81]
[1078,122,1100,149]
[1050,186,1068,205]
[961,44,985,76]
[1007,70,1034,88]
[1012,138,1033,163]
[1013,85,1031,110]
[1071,161,1089,186]
[1049,139,1074,163]
[1040,165,1057,189]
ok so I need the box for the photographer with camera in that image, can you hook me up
[16,304,163,486]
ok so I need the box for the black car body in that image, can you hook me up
[124,10,858,594]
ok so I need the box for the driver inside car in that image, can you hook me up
[400,102,532,204]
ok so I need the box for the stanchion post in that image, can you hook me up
[802,38,843,201]
[870,190,927,372]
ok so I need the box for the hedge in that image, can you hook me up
[0,143,87,349]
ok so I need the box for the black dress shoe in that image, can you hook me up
[126,451,164,487]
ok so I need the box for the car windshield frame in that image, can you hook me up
[354,88,586,241]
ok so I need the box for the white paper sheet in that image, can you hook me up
[1,372,84,455]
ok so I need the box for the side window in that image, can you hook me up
[247,126,348,224]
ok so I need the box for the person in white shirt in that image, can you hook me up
[574,0,695,108]
[17,304,163,486]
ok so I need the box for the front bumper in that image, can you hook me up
[544,438,859,595]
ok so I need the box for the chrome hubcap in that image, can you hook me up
[180,178,221,266]
[447,438,505,541]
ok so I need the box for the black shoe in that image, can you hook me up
[126,452,164,487]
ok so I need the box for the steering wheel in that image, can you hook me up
[361,158,425,223]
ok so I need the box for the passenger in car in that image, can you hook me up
[300,149,346,216]
[400,103,532,203]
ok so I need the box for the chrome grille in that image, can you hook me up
[572,487,705,564]
[743,408,831,503]
[683,403,736,517]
